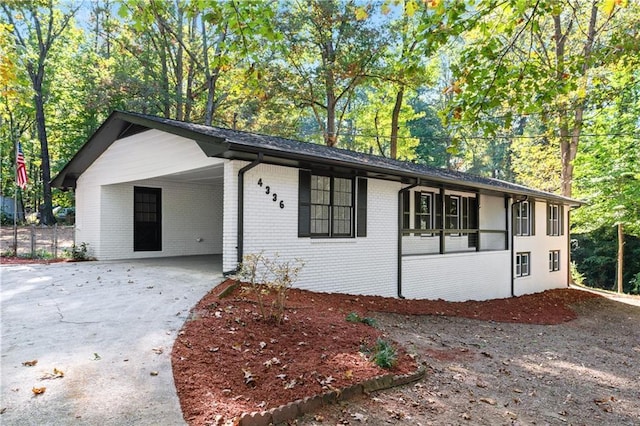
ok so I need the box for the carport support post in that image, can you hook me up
[237,153,263,265]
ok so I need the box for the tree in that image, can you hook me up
[275,0,383,147]
[572,62,640,293]
[447,0,635,197]
[2,0,80,224]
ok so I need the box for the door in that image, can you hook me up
[134,186,162,251]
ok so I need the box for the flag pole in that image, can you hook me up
[13,140,18,254]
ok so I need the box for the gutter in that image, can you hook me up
[237,153,263,264]
[397,180,420,299]
[510,195,528,297]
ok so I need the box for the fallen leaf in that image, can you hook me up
[352,412,367,422]
[480,397,497,405]
[243,369,256,387]
[22,360,38,367]
[461,412,471,420]
[32,387,46,395]
[92,353,101,361]
[344,370,353,379]
[152,347,163,355]
[150,371,159,376]
[259,341,267,350]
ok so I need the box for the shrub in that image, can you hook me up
[361,338,397,369]
[345,312,377,327]
[371,339,397,369]
[64,242,90,261]
[234,252,304,324]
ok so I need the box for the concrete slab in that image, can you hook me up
[1,256,222,425]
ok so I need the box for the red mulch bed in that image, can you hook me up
[0,256,67,265]
[172,280,601,425]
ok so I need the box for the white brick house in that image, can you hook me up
[52,111,580,301]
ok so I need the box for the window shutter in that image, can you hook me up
[469,197,478,228]
[530,199,535,235]
[560,205,564,235]
[402,191,410,230]
[356,178,367,237]
[298,170,311,237]
[547,203,553,235]
[435,193,443,229]
[444,195,452,229]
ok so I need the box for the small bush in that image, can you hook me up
[233,252,304,324]
[345,312,377,327]
[361,338,397,369]
[64,242,90,261]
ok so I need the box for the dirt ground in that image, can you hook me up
[296,297,640,426]
[173,282,640,425]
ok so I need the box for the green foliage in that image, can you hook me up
[64,242,90,261]
[369,338,397,369]
[345,312,377,327]
[572,228,640,294]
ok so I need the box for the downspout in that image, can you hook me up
[510,195,528,297]
[397,180,419,299]
[237,153,263,265]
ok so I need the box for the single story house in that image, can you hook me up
[52,111,580,301]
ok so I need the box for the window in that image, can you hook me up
[549,250,560,272]
[299,171,366,238]
[514,200,534,236]
[446,195,461,233]
[547,203,563,236]
[516,252,530,277]
[415,192,433,235]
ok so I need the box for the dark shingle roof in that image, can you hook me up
[52,111,580,205]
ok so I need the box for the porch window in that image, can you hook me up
[298,170,367,238]
[549,250,560,272]
[415,192,433,235]
[446,195,461,235]
[516,252,530,277]
[514,200,534,236]
[547,203,563,236]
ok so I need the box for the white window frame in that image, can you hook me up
[516,252,531,277]
[515,201,531,236]
[549,250,560,272]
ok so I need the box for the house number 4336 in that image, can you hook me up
[258,178,284,209]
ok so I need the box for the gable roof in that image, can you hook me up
[52,110,581,205]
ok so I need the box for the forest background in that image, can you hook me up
[1,0,638,293]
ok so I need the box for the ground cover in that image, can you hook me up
[172,281,624,425]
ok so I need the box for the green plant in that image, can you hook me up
[361,338,397,369]
[234,252,304,324]
[346,312,377,327]
[570,261,585,286]
[629,272,640,295]
[371,339,397,369]
[64,242,90,261]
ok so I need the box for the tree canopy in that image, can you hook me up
[1,0,638,291]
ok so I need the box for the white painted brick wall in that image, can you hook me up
[235,163,399,297]
[94,179,222,260]
[513,200,569,295]
[402,251,512,301]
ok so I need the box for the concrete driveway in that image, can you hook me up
[1,256,222,425]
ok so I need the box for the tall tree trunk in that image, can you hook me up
[33,86,55,225]
[390,88,404,159]
[617,222,624,293]
[175,5,184,121]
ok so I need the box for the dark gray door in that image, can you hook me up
[134,187,162,251]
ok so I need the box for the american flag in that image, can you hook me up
[16,143,28,189]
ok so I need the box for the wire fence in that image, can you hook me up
[0,225,75,258]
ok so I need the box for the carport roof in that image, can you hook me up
[52,110,581,205]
